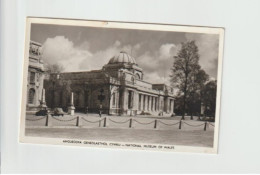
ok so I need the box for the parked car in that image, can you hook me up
[52,108,66,116]
[35,109,49,116]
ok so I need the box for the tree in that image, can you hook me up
[186,68,209,120]
[170,40,200,120]
[201,80,217,119]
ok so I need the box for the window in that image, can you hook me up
[28,88,35,104]
[37,73,41,82]
[74,92,80,107]
[30,72,35,84]
[112,92,116,106]
[151,97,154,111]
[155,98,157,111]
[147,96,150,111]
[128,91,132,109]
[143,95,146,110]
[169,100,172,112]
[138,94,141,110]
[135,73,141,80]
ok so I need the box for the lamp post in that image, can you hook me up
[39,88,47,109]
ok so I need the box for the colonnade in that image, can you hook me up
[118,89,175,115]
[138,94,160,112]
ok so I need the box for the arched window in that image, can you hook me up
[28,88,35,104]
[74,92,80,107]
[30,72,35,84]
[112,92,116,106]
[135,73,141,80]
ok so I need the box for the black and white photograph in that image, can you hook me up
[20,18,224,153]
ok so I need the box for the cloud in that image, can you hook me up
[137,43,180,84]
[42,36,92,72]
[144,72,164,84]
[78,41,143,71]
[41,33,218,87]
[185,33,219,79]
[42,36,143,72]
[159,43,178,59]
[78,41,121,71]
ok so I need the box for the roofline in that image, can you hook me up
[52,69,102,74]
[30,40,42,46]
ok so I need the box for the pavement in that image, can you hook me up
[25,127,214,147]
[25,113,215,147]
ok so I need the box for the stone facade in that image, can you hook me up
[44,51,175,115]
[26,41,45,111]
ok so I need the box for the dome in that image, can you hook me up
[108,51,137,65]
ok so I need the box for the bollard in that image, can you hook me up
[103,117,107,127]
[154,119,157,129]
[129,118,132,128]
[179,120,182,129]
[76,116,79,127]
[45,114,49,127]
[204,122,207,131]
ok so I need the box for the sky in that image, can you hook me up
[31,23,219,85]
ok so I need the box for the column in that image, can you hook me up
[166,98,170,113]
[160,96,164,111]
[133,91,138,110]
[149,96,151,111]
[171,99,174,113]
[119,88,127,114]
[123,89,128,111]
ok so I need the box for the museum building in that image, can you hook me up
[26,41,45,111]
[44,51,175,115]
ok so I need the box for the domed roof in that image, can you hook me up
[108,51,137,65]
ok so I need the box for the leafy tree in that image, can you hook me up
[186,68,209,120]
[170,41,200,120]
[173,95,185,115]
[201,80,217,119]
